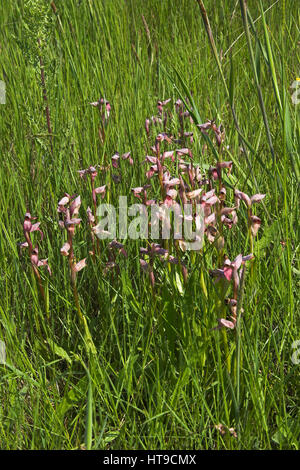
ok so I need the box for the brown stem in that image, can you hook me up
[248,207,254,279]
[67,229,85,324]
[91,180,100,255]
[24,230,46,303]
[33,264,46,303]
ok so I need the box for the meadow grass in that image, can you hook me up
[0,0,299,450]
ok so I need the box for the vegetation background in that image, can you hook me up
[0,0,299,449]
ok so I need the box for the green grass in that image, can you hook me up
[0,0,299,450]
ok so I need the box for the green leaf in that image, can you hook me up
[48,340,72,365]
[85,373,93,450]
[175,272,184,296]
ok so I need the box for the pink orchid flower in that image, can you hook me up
[234,190,265,208]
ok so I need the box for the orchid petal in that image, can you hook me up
[235,190,251,207]
[140,259,150,273]
[94,185,106,194]
[38,259,52,275]
[60,242,70,256]
[145,155,157,164]
[74,258,87,272]
[223,266,233,281]
[187,188,202,199]
[216,318,236,329]
[242,253,254,262]
[70,195,81,217]
[233,254,243,270]
[250,194,266,204]
[250,215,261,236]
[86,207,95,224]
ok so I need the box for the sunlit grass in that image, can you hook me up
[0,0,299,450]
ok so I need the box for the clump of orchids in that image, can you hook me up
[141,99,266,331]
[19,97,266,350]
[20,212,51,305]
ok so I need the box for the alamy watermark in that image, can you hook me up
[0,80,6,104]
[291,79,300,105]
[0,340,6,364]
[291,340,300,365]
[93,197,205,251]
